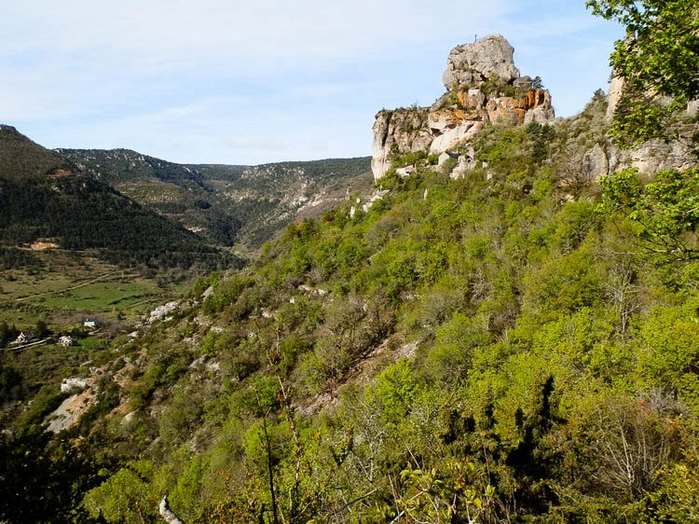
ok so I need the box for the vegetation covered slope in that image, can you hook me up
[194,158,373,248]
[0,124,74,182]
[58,148,372,249]
[0,126,239,272]
[5,93,697,522]
[56,148,243,247]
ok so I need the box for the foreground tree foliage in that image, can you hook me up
[601,168,699,263]
[586,0,699,145]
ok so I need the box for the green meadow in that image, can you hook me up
[0,249,174,329]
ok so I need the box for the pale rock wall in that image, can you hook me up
[584,143,610,180]
[372,35,555,180]
[443,35,520,89]
[614,139,697,175]
[606,75,625,123]
[687,100,699,117]
[601,74,698,178]
[371,108,432,180]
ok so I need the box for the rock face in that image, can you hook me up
[371,108,432,184]
[612,138,698,176]
[372,35,555,180]
[602,74,698,177]
[606,75,625,123]
[443,35,520,89]
[46,381,96,433]
[148,301,180,324]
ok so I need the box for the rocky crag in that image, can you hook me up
[604,74,698,176]
[372,35,698,183]
[371,34,554,180]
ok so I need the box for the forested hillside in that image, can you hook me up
[56,148,244,247]
[4,91,697,522]
[59,148,372,249]
[0,126,239,272]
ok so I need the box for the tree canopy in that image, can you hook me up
[587,0,699,144]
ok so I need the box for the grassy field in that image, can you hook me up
[0,249,182,422]
[0,249,175,330]
[20,279,163,312]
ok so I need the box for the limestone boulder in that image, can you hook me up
[486,89,552,125]
[524,105,556,125]
[443,34,520,89]
[450,155,475,180]
[430,121,484,153]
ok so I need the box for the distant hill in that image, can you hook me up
[193,157,373,246]
[58,148,373,249]
[0,125,238,272]
[56,148,244,246]
[0,124,74,182]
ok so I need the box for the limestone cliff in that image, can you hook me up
[602,74,698,177]
[372,35,555,180]
[371,108,432,184]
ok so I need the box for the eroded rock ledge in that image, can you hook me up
[371,34,554,180]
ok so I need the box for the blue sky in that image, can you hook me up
[1,0,622,165]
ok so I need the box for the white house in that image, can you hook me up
[57,335,74,347]
[13,332,36,344]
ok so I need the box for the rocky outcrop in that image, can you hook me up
[606,75,625,123]
[443,35,520,89]
[148,301,180,324]
[372,35,554,180]
[602,74,698,177]
[371,108,432,182]
[611,137,697,176]
[159,496,184,524]
[46,380,97,433]
[60,377,89,394]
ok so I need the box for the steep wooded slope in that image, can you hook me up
[58,148,372,249]
[0,125,237,271]
[6,95,696,522]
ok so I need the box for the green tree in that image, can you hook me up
[83,461,159,523]
[600,168,699,263]
[587,0,699,145]
[0,321,10,347]
[35,319,50,338]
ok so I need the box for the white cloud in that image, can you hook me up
[2,1,508,71]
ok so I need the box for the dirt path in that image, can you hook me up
[2,337,52,352]
[14,272,139,302]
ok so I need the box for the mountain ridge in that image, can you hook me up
[0,126,238,272]
[0,125,75,181]
[58,147,373,249]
